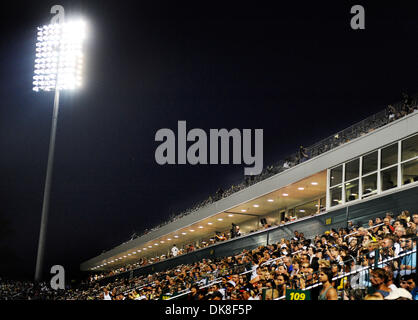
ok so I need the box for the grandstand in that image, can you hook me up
[2,96,417,301]
[81,95,418,278]
[2,210,416,300]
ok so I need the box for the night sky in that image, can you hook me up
[0,1,417,281]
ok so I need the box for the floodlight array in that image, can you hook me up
[33,20,86,92]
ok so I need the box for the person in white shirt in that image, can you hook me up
[171,244,179,257]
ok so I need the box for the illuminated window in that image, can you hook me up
[330,165,343,187]
[345,159,359,181]
[362,173,377,197]
[402,159,418,185]
[381,167,397,191]
[345,180,359,202]
[330,186,343,207]
[401,134,418,162]
[362,151,378,175]
[381,143,398,169]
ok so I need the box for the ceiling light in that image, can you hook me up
[190,229,194,232]
[311,182,318,185]
[123,256,127,258]
[298,187,304,190]
[282,193,288,196]
[299,209,305,212]
[160,241,165,243]
[167,238,172,241]
[207,222,213,225]
[267,199,274,202]
[198,226,203,229]
[241,209,247,212]
[174,235,179,238]
[148,245,152,248]
[154,243,158,246]
[181,232,186,235]
[217,218,223,221]
[228,214,234,217]
[253,204,259,207]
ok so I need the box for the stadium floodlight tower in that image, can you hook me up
[34,5,87,282]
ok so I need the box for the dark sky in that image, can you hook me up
[0,1,417,281]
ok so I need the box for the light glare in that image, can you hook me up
[33,20,86,92]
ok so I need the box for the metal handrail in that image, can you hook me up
[166,249,304,300]
[273,246,417,300]
[344,222,385,239]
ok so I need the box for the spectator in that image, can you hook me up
[171,244,179,257]
[318,267,338,300]
[215,232,227,242]
[298,145,308,163]
[398,234,417,276]
[369,268,391,298]
[103,287,112,300]
[399,274,418,300]
[187,284,199,300]
[235,225,242,237]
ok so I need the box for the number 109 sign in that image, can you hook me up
[286,289,311,300]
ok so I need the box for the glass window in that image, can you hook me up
[362,151,378,175]
[401,134,418,162]
[345,180,359,202]
[330,185,342,207]
[362,173,377,197]
[330,165,342,187]
[402,159,418,185]
[345,159,359,181]
[319,197,326,212]
[381,143,398,169]
[295,200,317,218]
[381,166,398,191]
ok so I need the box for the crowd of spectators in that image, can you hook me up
[88,224,246,282]
[2,94,417,300]
[88,216,304,283]
[2,210,416,300]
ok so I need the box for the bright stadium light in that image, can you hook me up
[34,6,87,282]
[33,21,86,92]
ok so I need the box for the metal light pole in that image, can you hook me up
[34,88,60,282]
[33,7,86,282]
